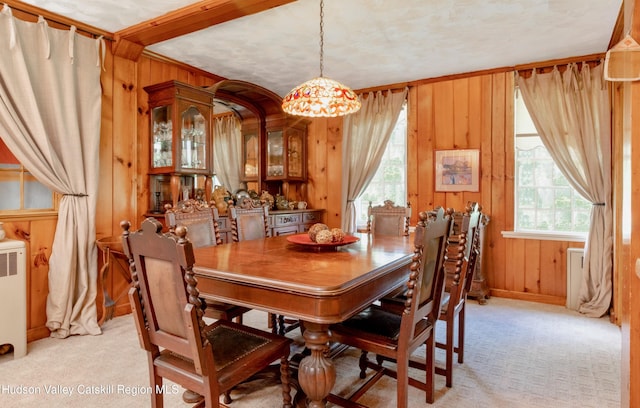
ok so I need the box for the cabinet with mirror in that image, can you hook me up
[144,81,213,211]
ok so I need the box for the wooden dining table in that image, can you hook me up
[192,232,415,408]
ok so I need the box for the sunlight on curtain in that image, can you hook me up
[0,6,104,337]
[517,63,612,317]
[341,88,408,233]
[213,115,243,193]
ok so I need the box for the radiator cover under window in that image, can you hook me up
[0,238,27,359]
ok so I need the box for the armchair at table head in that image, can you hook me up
[367,199,411,236]
[120,218,292,408]
[229,204,270,242]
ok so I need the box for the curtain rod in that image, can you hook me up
[2,1,114,40]
[514,53,605,74]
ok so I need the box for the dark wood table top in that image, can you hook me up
[192,232,415,324]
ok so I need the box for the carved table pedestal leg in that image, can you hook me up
[297,322,335,408]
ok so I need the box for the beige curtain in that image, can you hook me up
[517,63,612,317]
[341,88,408,233]
[0,6,103,337]
[213,115,243,193]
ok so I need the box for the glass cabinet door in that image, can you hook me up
[267,130,284,178]
[287,129,304,179]
[151,106,173,169]
[243,132,259,180]
[180,106,207,170]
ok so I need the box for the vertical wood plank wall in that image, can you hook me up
[309,72,584,306]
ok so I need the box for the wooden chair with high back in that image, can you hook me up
[328,207,453,407]
[121,218,293,408]
[433,202,482,387]
[378,202,482,389]
[367,199,413,303]
[229,204,270,242]
[367,200,411,236]
[165,199,250,325]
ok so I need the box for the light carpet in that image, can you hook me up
[0,297,620,407]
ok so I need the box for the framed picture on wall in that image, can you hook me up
[434,149,480,192]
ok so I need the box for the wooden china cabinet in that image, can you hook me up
[144,81,214,213]
[142,79,322,231]
[263,117,307,199]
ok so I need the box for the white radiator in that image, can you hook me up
[566,248,585,311]
[0,239,27,359]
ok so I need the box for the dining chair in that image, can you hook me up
[229,205,270,242]
[367,199,411,236]
[328,207,453,407]
[367,199,413,304]
[378,203,482,389]
[165,199,250,325]
[121,218,293,408]
[434,202,482,387]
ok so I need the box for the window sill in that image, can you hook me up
[0,210,58,221]
[501,230,587,242]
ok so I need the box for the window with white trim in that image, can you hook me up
[514,88,590,233]
[355,102,407,229]
[0,138,55,212]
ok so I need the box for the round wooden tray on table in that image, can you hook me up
[286,234,360,251]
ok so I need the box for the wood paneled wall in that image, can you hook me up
[308,72,584,306]
[22,48,589,341]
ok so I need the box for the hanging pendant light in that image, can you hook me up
[282,0,361,118]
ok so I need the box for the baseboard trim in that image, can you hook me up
[489,289,565,306]
[27,326,51,343]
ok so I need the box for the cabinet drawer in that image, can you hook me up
[272,225,300,236]
[272,213,301,227]
[303,211,322,223]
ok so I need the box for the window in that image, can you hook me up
[514,89,590,234]
[354,102,407,229]
[0,138,55,213]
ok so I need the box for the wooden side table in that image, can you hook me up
[467,214,490,304]
[96,236,132,325]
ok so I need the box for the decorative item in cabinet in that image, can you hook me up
[144,80,214,208]
[265,119,307,182]
[149,174,201,214]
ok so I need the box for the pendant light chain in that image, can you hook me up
[281,0,361,117]
[319,0,324,77]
